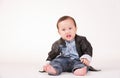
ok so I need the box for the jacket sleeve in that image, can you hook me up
[46,41,60,61]
[80,37,93,57]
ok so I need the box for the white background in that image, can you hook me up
[0,0,120,66]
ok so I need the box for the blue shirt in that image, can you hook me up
[60,39,79,60]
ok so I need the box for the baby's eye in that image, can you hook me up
[69,27,72,30]
[62,29,65,31]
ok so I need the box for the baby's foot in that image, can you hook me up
[46,64,57,75]
[73,66,87,76]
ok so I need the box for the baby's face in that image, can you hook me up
[58,18,77,41]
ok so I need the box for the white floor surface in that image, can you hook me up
[0,59,120,78]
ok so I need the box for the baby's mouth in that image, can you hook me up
[66,35,71,38]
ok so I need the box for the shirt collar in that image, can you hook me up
[65,39,75,44]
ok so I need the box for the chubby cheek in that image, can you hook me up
[58,31,66,38]
[60,33,65,38]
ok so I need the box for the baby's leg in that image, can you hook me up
[73,66,87,76]
[46,56,70,75]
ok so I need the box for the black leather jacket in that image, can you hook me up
[46,34,93,61]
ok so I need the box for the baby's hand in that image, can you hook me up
[80,58,90,66]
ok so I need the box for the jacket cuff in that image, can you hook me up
[80,54,92,62]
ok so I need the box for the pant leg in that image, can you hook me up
[49,56,70,75]
[71,59,87,72]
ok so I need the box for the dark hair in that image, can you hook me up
[56,16,77,29]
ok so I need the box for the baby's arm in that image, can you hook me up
[80,37,92,66]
